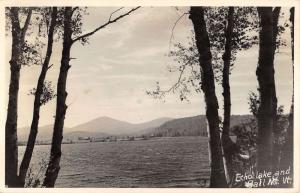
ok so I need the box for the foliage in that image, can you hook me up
[231,90,289,187]
[248,91,260,117]
[248,90,288,139]
[274,105,289,146]
[206,7,259,79]
[67,7,90,45]
[25,156,48,187]
[147,7,259,101]
[28,80,56,105]
[19,41,42,66]
[5,7,64,66]
[148,7,289,102]
[230,118,257,187]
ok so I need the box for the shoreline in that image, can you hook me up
[18,135,208,147]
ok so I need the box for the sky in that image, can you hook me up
[4,7,293,128]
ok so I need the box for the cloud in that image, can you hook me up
[4,7,293,128]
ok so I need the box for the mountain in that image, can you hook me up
[129,117,174,135]
[69,116,173,136]
[18,124,68,142]
[64,131,109,140]
[18,115,253,142]
[69,116,133,135]
[144,115,254,137]
[144,115,207,137]
[229,115,253,128]
[134,117,173,130]
[18,117,173,142]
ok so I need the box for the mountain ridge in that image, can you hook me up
[18,115,253,142]
[18,116,173,141]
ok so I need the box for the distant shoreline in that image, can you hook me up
[18,135,209,147]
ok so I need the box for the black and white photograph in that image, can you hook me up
[1,1,299,191]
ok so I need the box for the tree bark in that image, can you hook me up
[270,7,281,170]
[5,7,32,187]
[18,7,57,187]
[43,7,73,187]
[189,6,228,188]
[41,6,140,187]
[256,7,275,172]
[221,7,236,184]
[280,6,294,179]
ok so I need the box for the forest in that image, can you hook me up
[4,6,294,188]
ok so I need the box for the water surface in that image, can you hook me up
[19,136,210,187]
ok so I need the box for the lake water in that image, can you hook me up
[18,136,210,187]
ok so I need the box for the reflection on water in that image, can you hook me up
[19,136,210,187]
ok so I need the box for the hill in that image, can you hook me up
[69,116,173,135]
[18,115,253,142]
[18,124,69,142]
[18,117,173,141]
[143,115,253,137]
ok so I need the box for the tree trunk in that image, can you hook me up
[18,7,57,187]
[189,6,228,188]
[6,29,21,187]
[280,6,294,180]
[221,7,236,184]
[271,7,281,170]
[5,7,32,187]
[256,7,275,172]
[43,7,73,187]
[285,6,294,168]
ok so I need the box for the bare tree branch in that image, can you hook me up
[149,59,192,98]
[164,64,186,93]
[109,7,124,21]
[169,12,188,51]
[72,6,141,43]
[47,64,54,70]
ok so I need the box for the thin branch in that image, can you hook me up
[47,64,54,70]
[109,7,124,21]
[167,65,186,93]
[72,6,141,43]
[169,12,188,51]
[67,95,77,107]
[157,60,191,95]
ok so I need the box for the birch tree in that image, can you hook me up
[189,6,228,188]
[5,7,33,187]
[280,7,294,186]
[18,7,58,187]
